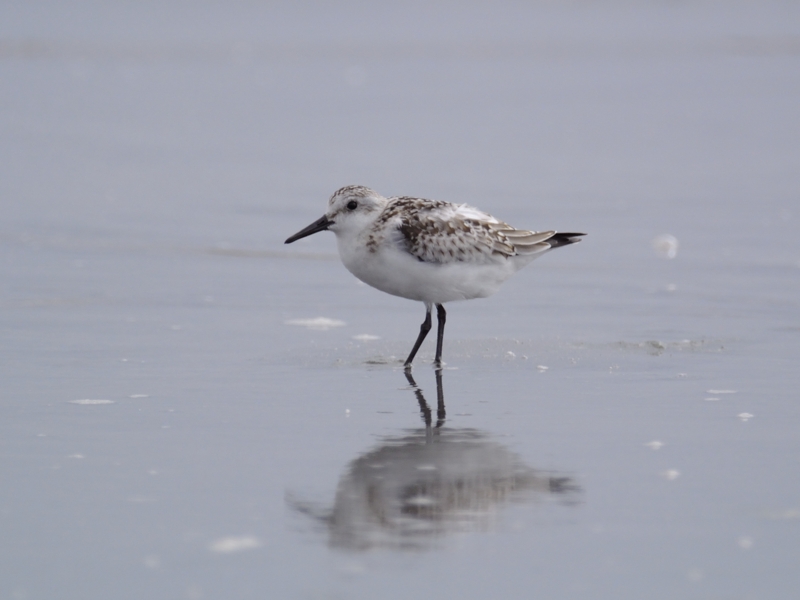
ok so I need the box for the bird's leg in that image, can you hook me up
[404,369,432,428]
[434,367,446,428]
[434,304,446,368]
[404,303,433,368]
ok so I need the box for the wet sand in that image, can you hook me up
[2,2,799,598]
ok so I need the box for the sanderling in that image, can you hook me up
[285,185,584,368]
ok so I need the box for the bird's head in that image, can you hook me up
[285,185,386,244]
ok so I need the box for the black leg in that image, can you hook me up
[404,368,446,431]
[434,368,446,428]
[434,304,446,367]
[404,304,432,367]
[404,369,432,427]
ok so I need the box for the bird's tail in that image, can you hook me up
[546,232,586,249]
[509,231,586,255]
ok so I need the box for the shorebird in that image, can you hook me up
[285,185,584,368]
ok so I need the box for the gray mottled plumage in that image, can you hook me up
[365,195,565,265]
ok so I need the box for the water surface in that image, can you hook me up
[2,2,799,598]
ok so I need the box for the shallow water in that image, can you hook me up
[2,2,800,598]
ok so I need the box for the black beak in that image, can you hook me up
[284,215,333,244]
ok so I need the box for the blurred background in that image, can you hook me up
[2,1,799,599]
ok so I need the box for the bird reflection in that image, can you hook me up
[407,368,446,431]
[289,370,579,551]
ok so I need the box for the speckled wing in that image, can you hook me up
[384,198,558,264]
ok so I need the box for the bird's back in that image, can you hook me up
[374,197,562,267]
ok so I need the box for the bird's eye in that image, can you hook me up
[346,200,358,210]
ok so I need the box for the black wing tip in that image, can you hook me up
[549,232,586,249]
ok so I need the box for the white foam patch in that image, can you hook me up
[208,535,262,554]
[707,389,737,394]
[129,394,150,398]
[285,317,345,330]
[352,334,380,341]
[738,536,754,550]
[143,555,160,569]
[70,399,115,405]
[661,469,681,480]
[652,234,679,259]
